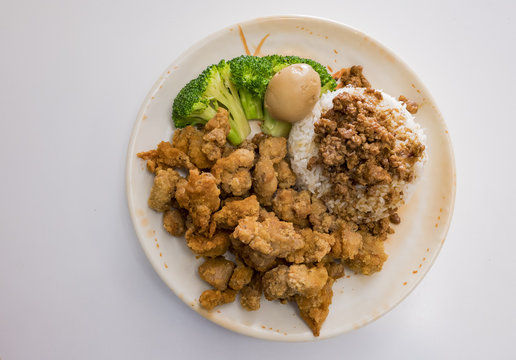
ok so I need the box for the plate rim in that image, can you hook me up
[125,14,456,342]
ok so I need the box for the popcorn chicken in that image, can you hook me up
[212,195,260,230]
[175,169,220,235]
[295,278,334,336]
[211,149,254,196]
[163,209,186,237]
[233,217,304,258]
[199,289,236,311]
[198,257,235,291]
[148,168,181,212]
[286,228,335,264]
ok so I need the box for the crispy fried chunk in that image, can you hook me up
[163,209,186,236]
[173,126,213,169]
[185,227,230,257]
[230,236,278,272]
[212,195,260,230]
[137,141,193,174]
[199,289,237,311]
[286,228,335,264]
[253,158,278,206]
[148,168,181,212]
[331,221,363,260]
[198,257,235,291]
[325,262,345,280]
[175,169,220,235]
[240,273,262,311]
[295,278,334,337]
[276,160,296,189]
[272,189,311,227]
[346,232,388,275]
[309,196,337,233]
[262,264,328,300]
[233,217,304,258]
[211,149,254,196]
[228,265,253,291]
[201,108,231,161]
[258,136,287,163]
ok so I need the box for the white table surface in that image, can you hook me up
[1,0,515,359]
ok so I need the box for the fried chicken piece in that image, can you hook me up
[155,141,193,170]
[185,227,230,257]
[240,273,262,311]
[258,208,278,221]
[137,141,193,174]
[212,195,260,230]
[237,139,257,153]
[199,289,237,311]
[346,232,388,275]
[295,278,334,337]
[287,265,328,298]
[230,236,278,272]
[211,149,254,196]
[163,208,186,236]
[253,159,278,206]
[233,217,304,258]
[309,196,337,233]
[286,228,336,264]
[175,169,220,235]
[325,262,345,279]
[272,189,311,227]
[172,126,213,169]
[258,136,287,164]
[262,264,328,300]
[276,160,296,189]
[331,221,363,260]
[148,168,182,212]
[201,108,231,161]
[198,257,235,291]
[228,265,253,291]
[262,265,292,300]
[137,149,159,173]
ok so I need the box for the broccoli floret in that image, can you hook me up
[172,74,218,128]
[172,62,250,145]
[263,55,337,93]
[229,55,273,119]
[261,108,292,138]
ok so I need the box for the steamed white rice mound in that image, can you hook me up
[288,87,427,222]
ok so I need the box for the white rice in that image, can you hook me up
[288,87,427,222]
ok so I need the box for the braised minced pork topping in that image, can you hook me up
[313,88,425,221]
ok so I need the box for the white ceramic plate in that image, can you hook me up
[126,15,455,341]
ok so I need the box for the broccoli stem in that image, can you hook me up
[238,88,264,120]
[261,108,292,137]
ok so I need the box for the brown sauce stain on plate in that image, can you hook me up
[140,218,149,227]
[136,209,144,217]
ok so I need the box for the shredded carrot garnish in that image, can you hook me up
[327,65,333,72]
[253,33,270,56]
[238,25,251,55]
[332,68,345,80]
